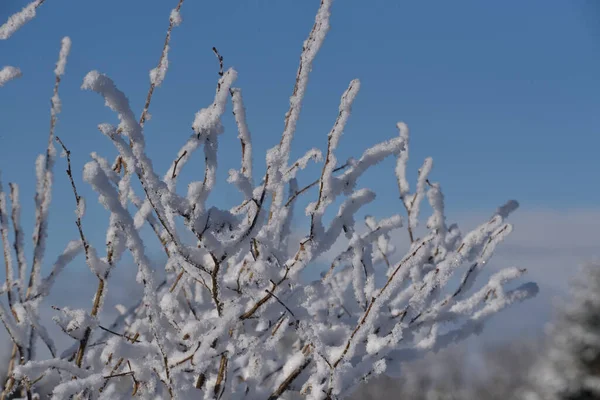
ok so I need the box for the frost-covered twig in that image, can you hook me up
[0,177,16,314]
[142,0,185,127]
[27,36,71,301]
[0,0,46,40]
[8,184,27,303]
[0,67,22,87]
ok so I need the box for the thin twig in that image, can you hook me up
[98,325,141,343]
[171,150,187,179]
[210,253,223,316]
[212,47,224,77]
[103,371,134,380]
[265,288,297,320]
[55,137,105,369]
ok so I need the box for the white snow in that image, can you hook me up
[0,0,42,40]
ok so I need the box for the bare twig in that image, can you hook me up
[265,288,297,321]
[171,150,187,179]
[98,326,141,343]
[103,371,134,380]
[210,253,223,316]
[212,47,224,77]
[55,137,106,368]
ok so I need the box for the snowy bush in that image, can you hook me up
[0,0,538,399]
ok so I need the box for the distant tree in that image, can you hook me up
[1,0,537,398]
[525,263,600,400]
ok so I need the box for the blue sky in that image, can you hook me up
[1,0,599,346]
[2,0,599,212]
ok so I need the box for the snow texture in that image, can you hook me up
[0,0,42,40]
[0,66,22,87]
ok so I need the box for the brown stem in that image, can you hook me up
[0,344,18,400]
[267,357,312,400]
[171,150,187,179]
[213,353,228,399]
[210,253,223,317]
[75,279,105,368]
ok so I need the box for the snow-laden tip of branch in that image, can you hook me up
[149,45,170,87]
[192,68,237,137]
[50,37,71,118]
[81,71,138,136]
[231,87,253,180]
[0,0,43,40]
[395,121,411,215]
[0,66,22,87]
[450,267,526,316]
[54,36,71,77]
[407,157,433,230]
[34,240,83,298]
[336,135,406,196]
[278,0,334,163]
[319,79,360,208]
[496,199,519,219]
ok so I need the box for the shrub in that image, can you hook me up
[0,1,537,398]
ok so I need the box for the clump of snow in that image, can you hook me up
[170,8,182,26]
[0,0,41,40]
[54,36,71,76]
[0,66,21,87]
[149,45,169,87]
[52,307,97,340]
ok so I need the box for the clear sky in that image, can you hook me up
[1,0,599,345]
